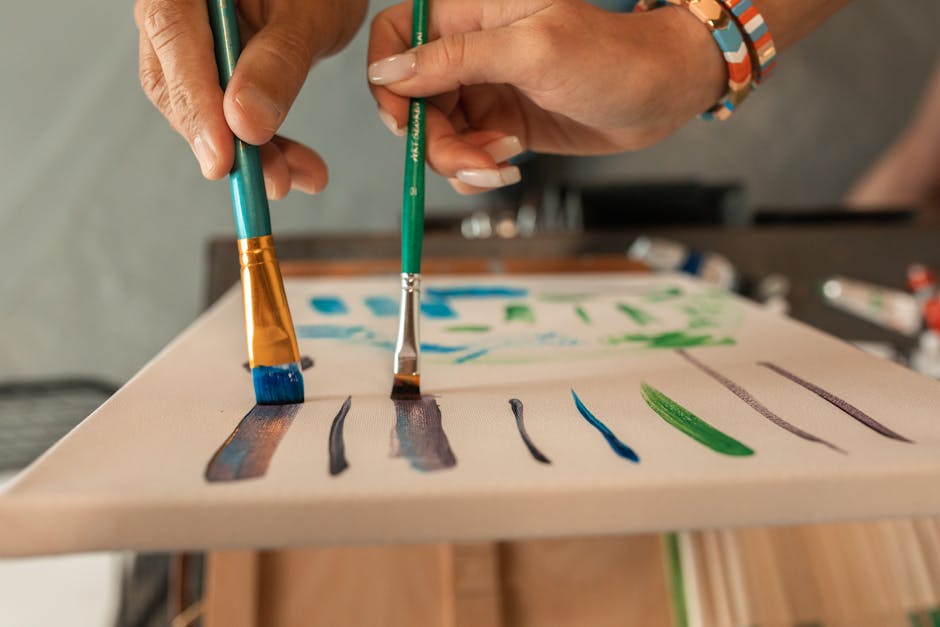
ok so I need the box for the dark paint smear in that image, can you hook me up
[242,355,313,372]
[390,396,457,472]
[328,396,352,476]
[570,389,640,462]
[206,403,301,482]
[676,350,845,454]
[758,362,913,443]
[508,399,551,464]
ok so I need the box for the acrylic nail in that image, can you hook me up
[368,53,417,85]
[233,86,281,133]
[482,136,524,164]
[378,108,406,136]
[455,166,522,189]
[192,135,217,177]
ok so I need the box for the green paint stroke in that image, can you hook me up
[617,303,656,325]
[574,305,591,324]
[505,303,535,324]
[664,533,689,627]
[641,383,753,456]
[643,285,683,302]
[606,331,735,349]
[443,324,491,333]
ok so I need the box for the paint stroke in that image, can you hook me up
[364,295,398,317]
[206,403,301,482]
[296,324,365,339]
[574,305,591,325]
[455,348,489,364]
[617,303,656,325]
[310,296,348,315]
[421,343,468,354]
[425,285,528,300]
[328,396,352,476]
[570,389,639,462]
[606,331,734,349]
[444,324,491,333]
[390,396,457,472]
[421,300,458,319]
[758,362,913,443]
[505,303,535,324]
[640,382,753,456]
[508,399,551,464]
[676,350,845,453]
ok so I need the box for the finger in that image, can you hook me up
[271,136,329,195]
[223,14,320,145]
[259,142,292,200]
[137,0,232,179]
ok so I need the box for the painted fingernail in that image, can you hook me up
[482,136,524,164]
[378,108,406,136]
[368,53,417,85]
[233,87,281,133]
[192,135,217,177]
[455,166,522,189]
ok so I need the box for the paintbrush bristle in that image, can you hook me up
[390,374,421,400]
[252,363,304,405]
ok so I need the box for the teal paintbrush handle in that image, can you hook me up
[401,0,429,275]
[206,0,271,240]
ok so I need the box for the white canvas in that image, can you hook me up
[2,273,939,557]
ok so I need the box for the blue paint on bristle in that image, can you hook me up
[252,363,304,405]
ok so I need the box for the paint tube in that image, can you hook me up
[820,276,921,337]
[627,236,737,290]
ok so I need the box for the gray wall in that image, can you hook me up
[1,0,938,385]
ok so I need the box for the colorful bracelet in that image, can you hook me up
[634,0,753,120]
[718,0,776,83]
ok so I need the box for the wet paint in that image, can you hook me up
[390,396,457,472]
[570,389,639,462]
[617,303,656,325]
[606,331,734,349]
[640,382,753,456]
[421,343,468,354]
[206,403,301,482]
[454,348,489,364]
[425,286,528,300]
[421,300,457,319]
[328,397,352,476]
[364,295,398,317]
[758,362,912,443]
[444,324,491,333]
[574,305,591,325]
[310,296,348,315]
[508,399,551,464]
[677,350,844,453]
[505,303,535,324]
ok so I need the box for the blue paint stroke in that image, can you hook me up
[570,389,640,462]
[454,348,490,364]
[421,343,468,354]
[425,286,529,300]
[310,296,349,315]
[328,397,352,476]
[364,295,398,317]
[296,324,365,339]
[206,404,301,481]
[421,300,458,319]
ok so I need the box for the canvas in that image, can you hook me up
[2,273,939,557]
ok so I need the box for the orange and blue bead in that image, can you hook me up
[720,0,777,83]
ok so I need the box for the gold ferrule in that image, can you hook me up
[238,236,301,367]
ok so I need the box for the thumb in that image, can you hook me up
[368,28,527,97]
[223,18,318,145]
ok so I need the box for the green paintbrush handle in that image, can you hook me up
[206,0,271,240]
[401,0,429,275]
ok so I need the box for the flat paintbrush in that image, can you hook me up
[391,0,430,401]
[207,0,304,405]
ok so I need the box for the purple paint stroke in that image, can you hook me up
[508,399,551,464]
[206,403,302,481]
[676,350,845,454]
[758,362,912,443]
[328,396,353,476]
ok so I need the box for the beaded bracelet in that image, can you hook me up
[719,0,777,83]
[634,0,753,120]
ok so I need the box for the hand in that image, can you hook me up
[367,0,725,194]
[135,0,367,198]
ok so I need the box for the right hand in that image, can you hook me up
[135,0,367,198]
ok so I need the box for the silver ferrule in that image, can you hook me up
[393,273,421,375]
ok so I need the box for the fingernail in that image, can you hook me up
[192,135,217,177]
[233,86,281,133]
[368,53,417,85]
[482,136,524,164]
[291,173,321,195]
[378,108,406,136]
[455,166,522,189]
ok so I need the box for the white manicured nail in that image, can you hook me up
[378,108,406,136]
[455,166,522,188]
[482,136,523,163]
[368,53,417,84]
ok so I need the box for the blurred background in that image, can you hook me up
[1,0,940,625]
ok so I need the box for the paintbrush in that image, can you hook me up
[391,0,430,401]
[206,0,303,405]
